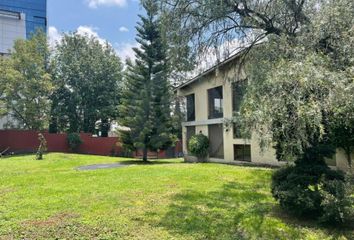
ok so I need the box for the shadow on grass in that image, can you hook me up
[271,205,354,239]
[154,181,353,240]
[118,159,182,165]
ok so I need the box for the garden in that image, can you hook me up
[0,153,353,240]
[0,0,354,239]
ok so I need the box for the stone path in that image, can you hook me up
[76,163,130,171]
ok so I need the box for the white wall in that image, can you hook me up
[0,12,26,54]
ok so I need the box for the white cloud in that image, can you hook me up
[48,25,108,48]
[86,0,127,8]
[119,26,129,32]
[76,25,107,45]
[48,26,62,48]
[49,25,138,63]
[115,42,139,61]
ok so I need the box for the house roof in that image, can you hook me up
[175,49,245,90]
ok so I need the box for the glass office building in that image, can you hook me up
[0,0,47,55]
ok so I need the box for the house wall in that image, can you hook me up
[178,58,279,166]
[178,58,352,171]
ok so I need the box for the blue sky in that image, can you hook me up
[47,0,143,60]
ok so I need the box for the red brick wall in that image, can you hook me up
[0,130,182,158]
[0,130,120,156]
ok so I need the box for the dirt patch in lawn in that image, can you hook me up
[7,212,121,239]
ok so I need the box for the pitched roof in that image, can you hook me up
[176,49,244,90]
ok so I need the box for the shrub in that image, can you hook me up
[67,133,82,152]
[188,133,209,162]
[318,175,354,224]
[271,160,353,224]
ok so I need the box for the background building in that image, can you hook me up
[0,0,47,128]
[0,0,47,55]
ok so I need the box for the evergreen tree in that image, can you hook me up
[119,0,174,161]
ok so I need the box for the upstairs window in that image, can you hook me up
[186,94,195,121]
[208,86,223,119]
[232,79,248,113]
[232,80,248,139]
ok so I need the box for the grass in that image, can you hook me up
[0,153,352,240]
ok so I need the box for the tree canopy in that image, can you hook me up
[49,33,123,135]
[0,31,53,130]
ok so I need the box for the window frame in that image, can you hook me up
[207,86,224,119]
[233,144,251,162]
[232,79,248,139]
[186,94,195,122]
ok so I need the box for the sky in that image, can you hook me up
[47,0,143,60]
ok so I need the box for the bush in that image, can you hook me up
[188,133,209,162]
[318,175,354,224]
[67,133,82,152]
[271,161,353,224]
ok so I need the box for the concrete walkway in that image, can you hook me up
[76,163,130,171]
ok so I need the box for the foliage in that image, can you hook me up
[49,33,123,135]
[318,175,354,224]
[188,134,209,161]
[1,153,353,239]
[238,0,354,163]
[242,50,343,161]
[160,0,314,67]
[271,158,353,224]
[119,0,175,161]
[36,133,47,160]
[0,31,53,130]
[67,133,82,152]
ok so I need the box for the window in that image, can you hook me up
[208,86,223,119]
[232,79,248,113]
[186,94,195,121]
[234,144,251,162]
[232,80,248,139]
[0,10,20,19]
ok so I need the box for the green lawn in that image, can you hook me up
[0,153,352,240]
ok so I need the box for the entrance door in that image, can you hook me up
[208,124,224,159]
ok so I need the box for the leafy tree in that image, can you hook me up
[160,0,313,65]
[0,31,53,130]
[161,0,354,166]
[49,33,123,135]
[240,0,354,164]
[119,0,175,162]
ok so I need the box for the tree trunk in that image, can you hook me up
[100,119,109,137]
[143,145,148,162]
[48,117,58,133]
[345,147,352,170]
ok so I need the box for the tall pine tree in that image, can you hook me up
[119,0,174,161]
